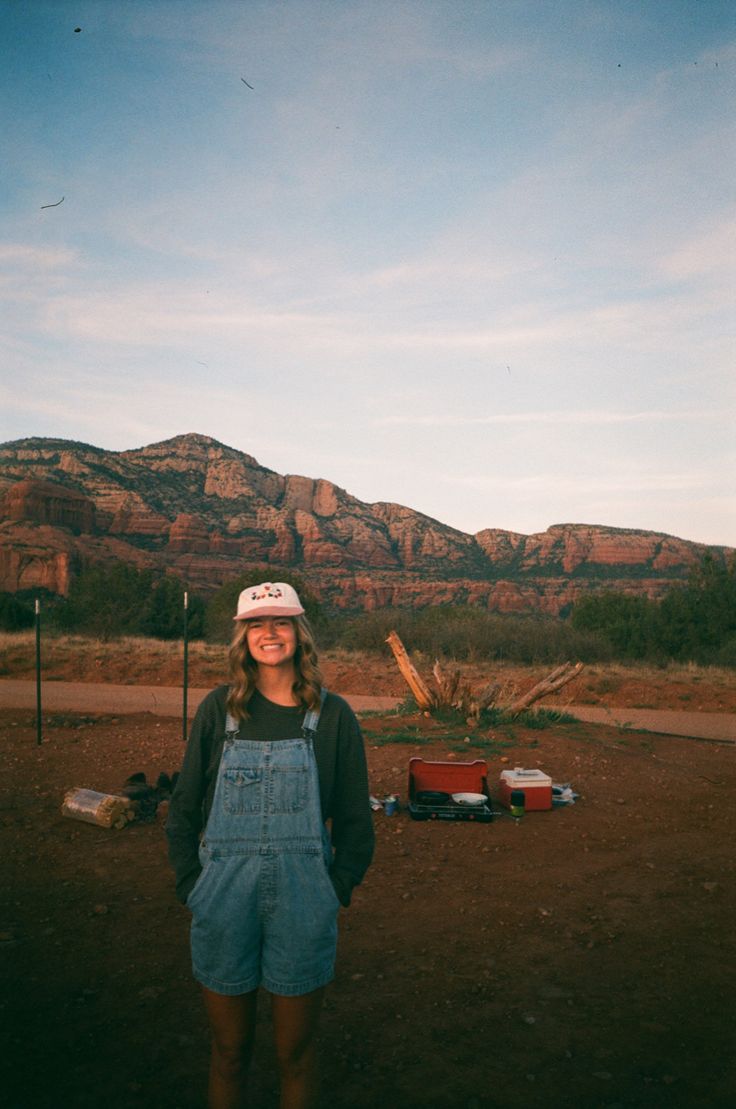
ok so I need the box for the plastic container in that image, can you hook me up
[509,789,526,818]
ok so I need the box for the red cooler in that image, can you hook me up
[499,767,552,811]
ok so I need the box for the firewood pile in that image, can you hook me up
[60,772,179,829]
[61,788,138,829]
[386,630,583,723]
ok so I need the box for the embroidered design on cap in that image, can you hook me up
[234,581,305,620]
[250,584,283,601]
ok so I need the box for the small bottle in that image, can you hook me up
[510,789,525,820]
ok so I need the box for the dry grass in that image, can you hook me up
[0,631,226,686]
[574,659,736,690]
[1,632,735,710]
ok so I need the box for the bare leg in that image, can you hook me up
[202,986,259,1109]
[271,987,325,1109]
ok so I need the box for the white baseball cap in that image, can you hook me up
[233,581,305,620]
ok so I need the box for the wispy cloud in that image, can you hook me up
[0,243,78,269]
[377,409,723,428]
[658,213,736,281]
[445,469,712,497]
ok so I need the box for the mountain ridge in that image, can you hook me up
[0,433,731,614]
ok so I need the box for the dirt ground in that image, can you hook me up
[1,648,735,1108]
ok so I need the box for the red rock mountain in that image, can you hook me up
[0,434,731,614]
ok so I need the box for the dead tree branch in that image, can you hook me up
[506,661,584,716]
[385,630,436,710]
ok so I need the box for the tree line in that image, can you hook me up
[0,564,318,643]
[0,554,734,666]
[570,553,736,666]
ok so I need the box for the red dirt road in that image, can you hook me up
[1,680,734,741]
[0,680,399,717]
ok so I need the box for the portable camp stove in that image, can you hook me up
[407,758,494,822]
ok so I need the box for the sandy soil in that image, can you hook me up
[1,642,735,1107]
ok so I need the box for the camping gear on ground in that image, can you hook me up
[509,789,526,818]
[369,793,401,814]
[61,788,137,829]
[120,771,179,822]
[499,767,552,811]
[408,758,493,822]
[451,792,487,806]
[415,790,451,806]
[552,783,579,806]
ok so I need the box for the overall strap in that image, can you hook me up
[302,688,328,741]
[225,710,240,738]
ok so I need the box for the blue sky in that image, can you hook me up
[2,0,735,546]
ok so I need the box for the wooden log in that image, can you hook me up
[506,661,584,716]
[475,680,502,711]
[385,631,436,710]
[432,660,461,706]
[453,679,501,726]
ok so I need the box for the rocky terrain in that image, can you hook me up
[0,433,731,612]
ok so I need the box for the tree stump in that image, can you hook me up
[386,630,584,720]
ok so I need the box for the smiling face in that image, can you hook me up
[244,616,298,670]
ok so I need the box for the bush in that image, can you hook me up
[140,576,205,640]
[571,591,655,659]
[715,636,736,667]
[56,562,203,640]
[0,592,35,631]
[570,554,736,665]
[329,605,607,664]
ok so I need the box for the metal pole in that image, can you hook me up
[35,598,42,746]
[182,590,189,742]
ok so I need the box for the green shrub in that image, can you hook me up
[140,576,205,640]
[570,553,736,665]
[55,562,203,640]
[0,592,35,631]
[328,605,607,664]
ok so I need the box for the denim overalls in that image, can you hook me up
[187,694,340,996]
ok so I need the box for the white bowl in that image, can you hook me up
[451,792,487,805]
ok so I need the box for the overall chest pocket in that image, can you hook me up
[270,766,309,813]
[222,767,263,814]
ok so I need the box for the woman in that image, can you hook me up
[167,582,374,1109]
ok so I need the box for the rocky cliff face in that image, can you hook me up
[1,479,96,532]
[0,434,731,613]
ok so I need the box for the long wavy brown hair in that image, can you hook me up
[226,614,324,721]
